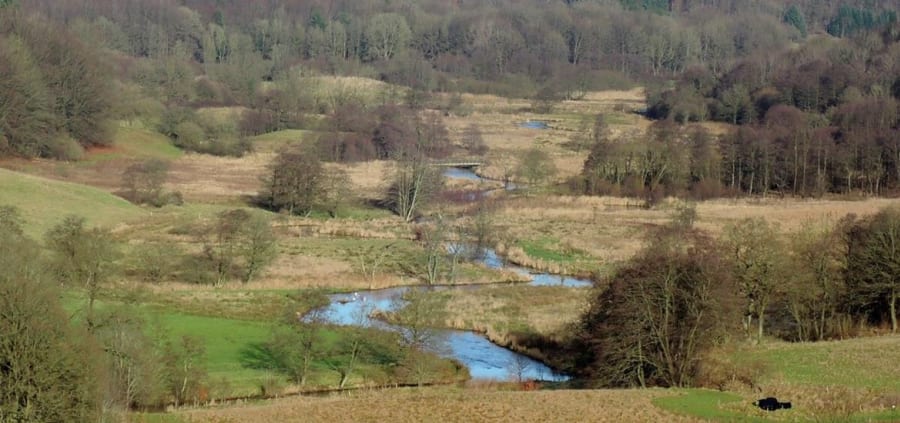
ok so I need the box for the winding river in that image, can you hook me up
[313,167,590,382]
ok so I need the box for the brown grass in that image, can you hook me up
[487,195,900,275]
[180,387,700,423]
[442,88,651,183]
[166,152,272,203]
[436,285,589,339]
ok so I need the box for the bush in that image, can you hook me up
[129,242,184,283]
[172,121,206,151]
[121,159,179,207]
[45,133,85,161]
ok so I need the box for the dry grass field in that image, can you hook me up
[442,88,650,182]
[486,195,900,276]
[433,285,589,342]
[4,82,897,293]
[179,387,700,423]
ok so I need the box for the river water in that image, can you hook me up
[316,243,591,381]
[319,286,569,381]
[312,167,591,382]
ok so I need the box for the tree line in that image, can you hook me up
[566,205,900,388]
[638,15,899,197]
[580,101,899,201]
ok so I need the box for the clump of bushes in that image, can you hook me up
[120,159,183,207]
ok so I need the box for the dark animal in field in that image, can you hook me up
[754,397,792,411]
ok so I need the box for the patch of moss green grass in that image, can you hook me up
[0,168,146,237]
[63,292,395,396]
[731,337,900,391]
[653,389,767,422]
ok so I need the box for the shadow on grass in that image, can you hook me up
[238,342,282,371]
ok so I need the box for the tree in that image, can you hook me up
[27,20,115,148]
[121,159,178,207]
[0,209,103,421]
[786,220,846,341]
[366,13,411,61]
[387,154,443,222]
[465,200,497,260]
[507,354,532,384]
[723,218,784,343]
[45,215,119,330]
[391,288,446,386]
[323,301,376,389]
[783,5,807,37]
[576,227,736,387]
[240,213,277,284]
[517,147,557,192]
[461,124,488,155]
[164,335,207,407]
[0,35,58,158]
[532,84,565,114]
[266,306,326,386]
[845,208,900,333]
[172,121,206,151]
[718,84,751,125]
[264,146,324,216]
[94,307,166,410]
[416,214,451,285]
[318,167,352,218]
[202,209,277,286]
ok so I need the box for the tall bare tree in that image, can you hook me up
[723,218,785,343]
[387,154,442,222]
[845,207,900,333]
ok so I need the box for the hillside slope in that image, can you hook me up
[0,168,145,236]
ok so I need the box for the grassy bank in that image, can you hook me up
[0,167,146,237]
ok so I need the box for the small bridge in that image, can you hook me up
[430,159,484,169]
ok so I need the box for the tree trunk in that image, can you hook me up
[891,288,897,334]
[757,308,765,344]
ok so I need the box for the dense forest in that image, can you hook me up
[2,0,898,197]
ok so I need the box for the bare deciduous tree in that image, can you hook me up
[45,215,120,331]
[723,218,785,344]
[387,154,442,222]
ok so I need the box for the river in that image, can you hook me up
[316,254,589,382]
[312,167,591,382]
